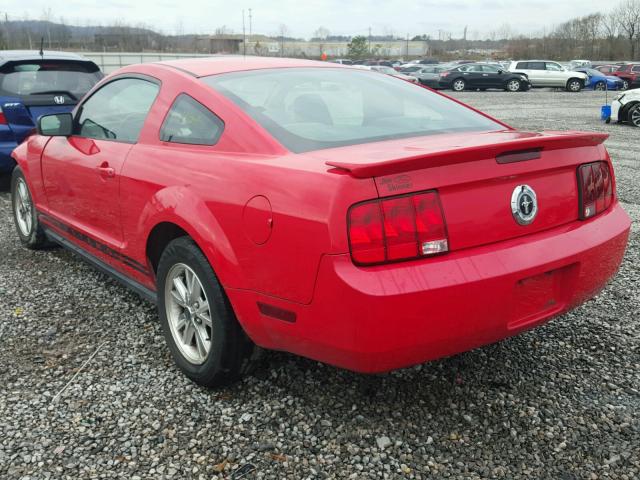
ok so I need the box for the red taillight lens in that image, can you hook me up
[578,161,613,220]
[348,191,448,265]
[0,107,6,125]
[439,71,449,78]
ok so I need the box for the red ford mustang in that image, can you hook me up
[10,57,630,387]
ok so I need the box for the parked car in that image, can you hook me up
[10,57,630,387]
[574,68,625,91]
[331,59,353,65]
[0,50,103,176]
[611,63,640,90]
[569,59,592,69]
[595,64,620,74]
[609,88,640,127]
[407,65,447,88]
[508,60,588,92]
[368,65,419,83]
[439,63,530,92]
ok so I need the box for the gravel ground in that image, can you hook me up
[0,90,638,480]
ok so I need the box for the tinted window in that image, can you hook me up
[160,94,224,145]
[481,65,500,73]
[516,62,529,69]
[632,66,640,72]
[527,62,545,70]
[203,68,502,153]
[76,78,159,143]
[0,60,102,98]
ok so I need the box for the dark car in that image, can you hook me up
[612,63,640,90]
[439,63,530,92]
[0,50,103,175]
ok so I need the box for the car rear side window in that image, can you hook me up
[528,62,545,70]
[516,62,529,69]
[160,94,224,145]
[76,77,159,143]
[203,68,502,153]
[0,60,102,98]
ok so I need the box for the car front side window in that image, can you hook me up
[76,77,159,143]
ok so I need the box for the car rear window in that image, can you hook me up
[202,68,502,153]
[0,60,102,99]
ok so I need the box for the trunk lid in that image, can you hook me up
[323,130,608,252]
[0,96,77,142]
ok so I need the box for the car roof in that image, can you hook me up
[157,56,346,77]
[0,50,93,65]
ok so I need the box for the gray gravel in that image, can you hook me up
[0,90,638,479]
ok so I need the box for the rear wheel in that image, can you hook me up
[594,81,606,91]
[11,167,48,249]
[506,79,522,92]
[621,80,629,90]
[629,104,640,127]
[452,78,466,92]
[566,78,582,92]
[157,237,256,387]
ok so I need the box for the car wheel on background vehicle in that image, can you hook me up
[452,78,466,92]
[594,81,607,91]
[506,79,522,92]
[621,80,629,90]
[566,79,583,92]
[157,236,257,387]
[11,167,49,249]
[629,104,640,127]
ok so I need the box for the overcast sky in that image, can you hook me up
[4,1,612,39]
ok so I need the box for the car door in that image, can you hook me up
[41,76,160,251]
[457,65,483,87]
[479,65,503,88]
[544,62,566,87]
[523,62,545,86]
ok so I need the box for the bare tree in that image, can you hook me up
[616,0,640,59]
[602,11,620,59]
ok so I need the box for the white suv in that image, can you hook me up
[508,61,588,92]
[610,88,640,127]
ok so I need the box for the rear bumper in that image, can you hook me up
[229,203,630,373]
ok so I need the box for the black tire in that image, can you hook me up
[157,236,256,387]
[566,78,582,92]
[505,78,522,92]
[594,81,607,91]
[628,104,640,128]
[451,78,466,92]
[11,167,49,249]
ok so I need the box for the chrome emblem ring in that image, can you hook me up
[511,185,538,225]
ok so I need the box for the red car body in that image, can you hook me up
[12,57,630,374]
[612,63,640,89]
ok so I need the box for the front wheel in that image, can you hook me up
[11,167,48,249]
[629,104,640,127]
[451,78,466,92]
[157,237,256,387]
[506,79,522,92]
[566,79,582,92]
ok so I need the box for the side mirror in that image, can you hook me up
[37,113,73,136]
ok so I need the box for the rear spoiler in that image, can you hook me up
[326,131,609,178]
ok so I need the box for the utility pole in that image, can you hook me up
[242,10,246,57]
[248,8,252,42]
[368,26,371,54]
[406,33,409,58]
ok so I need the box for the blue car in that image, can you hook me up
[576,68,625,91]
[0,50,103,175]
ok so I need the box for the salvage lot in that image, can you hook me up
[0,90,638,479]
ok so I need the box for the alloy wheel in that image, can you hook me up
[594,82,606,91]
[622,80,629,90]
[452,79,465,91]
[630,106,640,127]
[507,80,521,92]
[13,178,33,237]
[568,80,581,92]
[165,263,212,364]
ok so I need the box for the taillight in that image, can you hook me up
[439,71,449,78]
[578,161,613,220]
[0,106,6,125]
[348,191,449,265]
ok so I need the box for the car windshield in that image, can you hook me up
[203,68,503,153]
[0,60,102,98]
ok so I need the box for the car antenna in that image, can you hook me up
[39,37,44,58]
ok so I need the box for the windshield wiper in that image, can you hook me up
[29,90,78,101]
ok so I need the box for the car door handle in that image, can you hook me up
[97,162,115,178]
[482,74,489,76]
